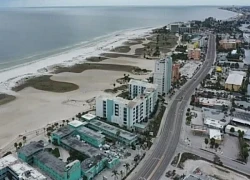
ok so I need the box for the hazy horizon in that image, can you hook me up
[1,0,249,7]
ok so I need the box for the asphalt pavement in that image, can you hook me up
[130,34,216,180]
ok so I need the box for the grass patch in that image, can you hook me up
[0,94,16,105]
[111,46,131,53]
[12,75,79,92]
[104,85,128,94]
[171,153,180,166]
[48,147,60,158]
[86,56,108,62]
[135,48,145,56]
[54,63,137,74]
[124,39,144,46]
[117,91,130,99]
[101,53,139,59]
[178,152,202,168]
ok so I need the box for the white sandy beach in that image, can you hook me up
[0,42,155,148]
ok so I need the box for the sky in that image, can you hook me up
[1,0,250,7]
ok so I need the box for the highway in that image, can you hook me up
[130,34,216,180]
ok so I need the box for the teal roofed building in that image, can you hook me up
[18,141,44,164]
[33,151,81,180]
[51,126,74,145]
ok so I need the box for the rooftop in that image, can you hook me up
[209,129,222,141]
[81,113,96,121]
[225,73,244,86]
[199,98,231,107]
[0,155,46,180]
[34,151,66,177]
[128,79,158,89]
[89,120,138,141]
[61,136,103,157]
[204,118,224,129]
[52,126,74,138]
[76,126,105,142]
[68,120,84,128]
[202,107,226,121]
[18,141,44,157]
[81,155,105,172]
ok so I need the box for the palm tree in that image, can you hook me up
[113,83,116,88]
[124,163,130,175]
[18,142,22,148]
[14,142,18,149]
[111,170,119,180]
[204,138,209,148]
[120,170,124,179]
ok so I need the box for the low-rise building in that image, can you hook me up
[87,119,137,145]
[188,48,201,60]
[225,73,244,91]
[198,98,231,109]
[219,39,241,49]
[0,154,47,180]
[225,125,247,136]
[209,129,222,144]
[204,118,224,130]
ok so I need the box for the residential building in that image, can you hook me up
[87,119,137,145]
[33,151,81,180]
[199,36,207,48]
[225,73,244,91]
[172,64,180,82]
[198,98,231,109]
[188,48,201,60]
[96,84,158,129]
[128,79,158,99]
[153,56,173,95]
[169,24,179,33]
[219,39,241,49]
[0,155,46,180]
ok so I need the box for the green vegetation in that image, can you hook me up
[178,152,201,168]
[149,105,166,137]
[48,147,60,158]
[171,153,180,166]
[54,63,138,74]
[86,56,108,62]
[186,110,192,125]
[67,149,88,163]
[238,130,249,163]
[0,94,16,106]
[104,84,128,94]
[12,75,79,92]
[171,53,188,62]
[175,45,187,52]
[111,46,131,53]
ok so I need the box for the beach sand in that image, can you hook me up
[0,28,176,149]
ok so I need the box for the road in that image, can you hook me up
[130,34,216,180]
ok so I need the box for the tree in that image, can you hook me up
[215,143,219,149]
[111,170,119,180]
[187,108,191,112]
[120,170,124,179]
[210,138,215,148]
[22,136,26,142]
[113,83,116,88]
[18,142,22,148]
[14,142,18,149]
[230,127,235,133]
[124,163,130,175]
[205,138,209,147]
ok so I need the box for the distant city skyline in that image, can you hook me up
[0,0,250,7]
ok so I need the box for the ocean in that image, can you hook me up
[0,6,236,70]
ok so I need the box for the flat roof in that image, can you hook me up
[134,123,147,129]
[76,126,105,141]
[81,113,96,121]
[18,141,44,157]
[202,107,225,121]
[199,98,230,107]
[68,120,84,128]
[61,136,103,157]
[0,155,46,180]
[89,120,137,141]
[231,50,237,54]
[128,79,158,89]
[225,125,247,133]
[234,111,250,121]
[52,126,74,138]
[209,129,222,141]
[225,73,244,86]
[232,117,250,126]
[34,151,66,177]
[81,155,105,171]
[204,118,224,129]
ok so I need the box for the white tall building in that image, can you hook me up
[129,79,158,99]
[96,81,158,129]
[153,56,173,95]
